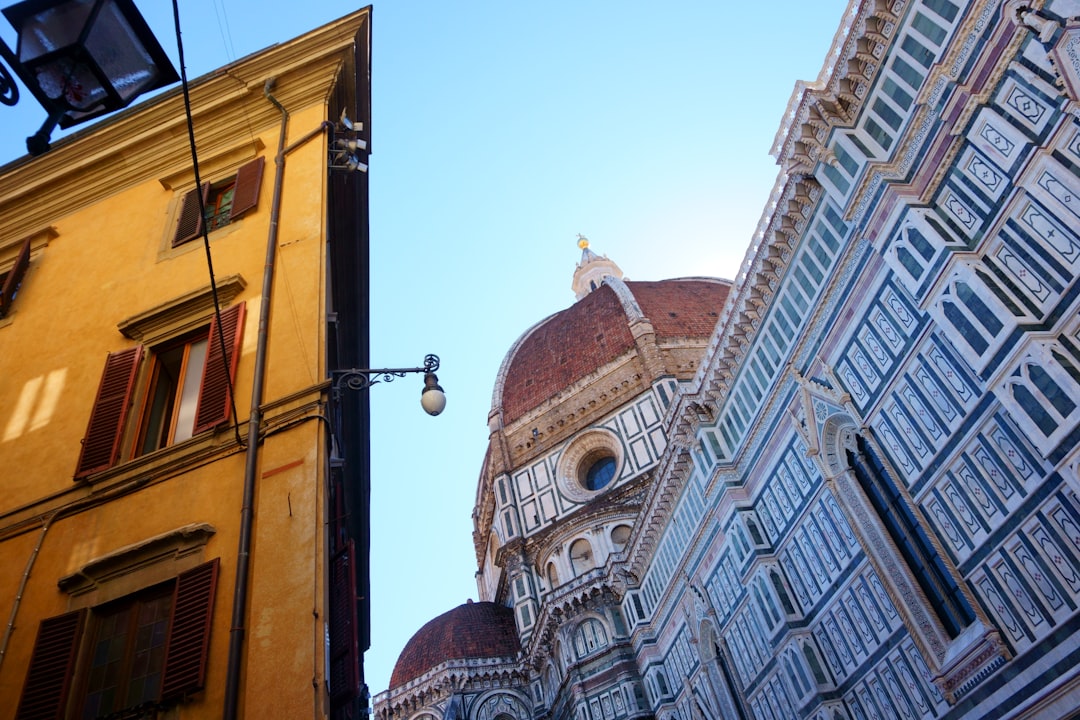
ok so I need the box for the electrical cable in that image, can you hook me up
[170,0,244,448]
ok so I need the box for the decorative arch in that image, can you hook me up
[571,615,609,658]
[695,618,747,719]
[471,690,530,720]
[820,412,857,478]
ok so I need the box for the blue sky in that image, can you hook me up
[0,0,850,696]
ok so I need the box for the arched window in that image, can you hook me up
[544,664,558,702]
[611,524,632,551]
[572,617,609,658]
[802,642,829,687]
[769,569,797,616]
[546,562,560,590]
[569,538,594,576]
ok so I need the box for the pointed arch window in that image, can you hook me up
[847,435,975,638]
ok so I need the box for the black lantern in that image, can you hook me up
[0,0,178,154]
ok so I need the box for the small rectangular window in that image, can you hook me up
[901,34,935,69]
[824,203,848,236]
[793,265,817,300]
[923,0,959,22]
[172,157,265,247]
[882,77,914,111]
[864,117,894,151]
[822,163,851,194]
[801,249,826,284]
[833,142,860,175]
[891,56,925,91]
[912,11,947,46]
[873,97,904,131]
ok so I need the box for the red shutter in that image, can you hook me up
[15,610,87,720]
[193,302,246,435]
[160,558,220,703]
[172,183,210,247]
[0,236,31,317]
[74,347,143,479]
[328,540,359,708]
[229,157,265,220]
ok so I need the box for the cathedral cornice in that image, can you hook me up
[375,661,528,720]
[525,580,624,668]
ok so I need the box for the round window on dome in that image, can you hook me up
[555,428,624,502]
[583,455,616,491]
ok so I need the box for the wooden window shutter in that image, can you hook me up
[74,346,143,479]
[160,558,220,703]
[193,302,246,435]
[15,609,87,720]
[0,236,32,318]
[228,156,265,220]
[172,183,210,247]
[328,539,359,708]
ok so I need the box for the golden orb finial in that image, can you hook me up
[577,234,589,250]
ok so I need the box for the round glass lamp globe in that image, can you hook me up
[421,388,446,416]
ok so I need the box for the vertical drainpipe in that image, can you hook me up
[222,78,289,720]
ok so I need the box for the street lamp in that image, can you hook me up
[0,0,179,155]
[332,354,446,416]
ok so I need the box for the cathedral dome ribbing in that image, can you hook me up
[492,276,730,425]
[389,601,520,688]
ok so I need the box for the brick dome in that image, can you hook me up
[389,601,520,688]
[493,277,729,424]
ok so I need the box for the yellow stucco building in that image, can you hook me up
[0,8,373,719]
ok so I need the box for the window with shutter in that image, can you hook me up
[14,610,86,720]
[74,303,245,478]
[0,236,31,318]
[328,540,359,709]
[172,157,264,247]
[15,559,219,719]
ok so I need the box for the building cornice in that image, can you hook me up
[0,8,371,245]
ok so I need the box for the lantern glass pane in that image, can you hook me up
[85,0,158,101]
[14,0,94,62]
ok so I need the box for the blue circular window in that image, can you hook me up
[584,456,616,491]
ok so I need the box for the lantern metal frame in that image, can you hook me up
[0,0,178,154]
